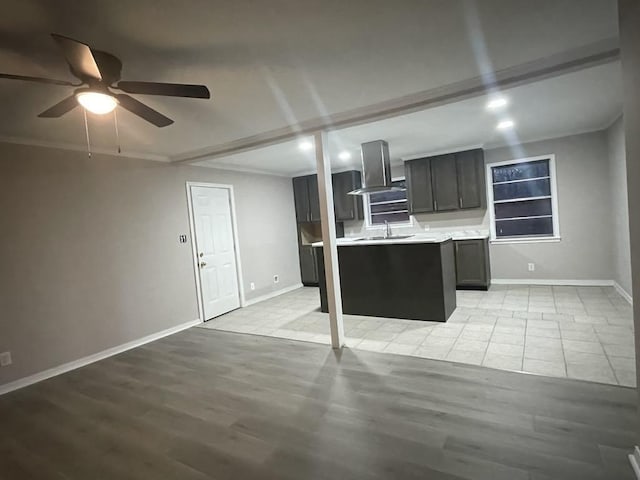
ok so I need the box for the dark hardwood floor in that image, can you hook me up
[0,328,636,479]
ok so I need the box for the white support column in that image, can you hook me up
[314,130,345,348]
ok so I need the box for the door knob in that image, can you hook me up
[199,262,207,268]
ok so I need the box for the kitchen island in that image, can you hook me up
[312,235,456,322]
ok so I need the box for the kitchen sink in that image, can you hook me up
[353,234,415,241]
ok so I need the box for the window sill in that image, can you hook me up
[490,236,561,245]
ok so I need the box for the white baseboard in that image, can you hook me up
[243,283,303,307]
[614,281,634,305]
[629,446,640,479]
[0,318,201,397]
[492,279,634,305]
[492,279,615,287]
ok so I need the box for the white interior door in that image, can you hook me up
[191,186,241,320]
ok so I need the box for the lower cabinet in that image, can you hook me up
[299,245,318,285]
[454,238,491,290]
[297,222,344,286]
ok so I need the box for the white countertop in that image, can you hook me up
[311,230,489,247]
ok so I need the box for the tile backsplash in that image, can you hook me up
[344,209,489,238]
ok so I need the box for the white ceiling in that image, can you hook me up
[0,0,618,159]
[196,61,622,176]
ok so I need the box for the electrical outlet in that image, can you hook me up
[273,275,279,284]
[528,263,535,272]
[250,282,255,291]
[0,351,12,367]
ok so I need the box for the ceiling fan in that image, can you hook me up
[0,34,211,127]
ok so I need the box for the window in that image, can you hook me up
[487,155,559,242]
[367,179,411,226]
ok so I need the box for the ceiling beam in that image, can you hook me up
[172,38,619,165]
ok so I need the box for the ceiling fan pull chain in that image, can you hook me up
[114,109,121,154]
[83,109,91,158]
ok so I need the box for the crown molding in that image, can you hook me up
[191,160,291,178]
[400,144,485,162]
[0,135,170,162]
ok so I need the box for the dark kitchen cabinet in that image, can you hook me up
[308,175,321,222]
[456,149,486,209]
[292,174,320,222]
[405,158,434,214]
[430,154,459,212]
[332,170,364,221]
[292,176,310,222]
[454,238,491,290]
[404,148,486,214]
[295,221,343,286]
[299,245,318,285]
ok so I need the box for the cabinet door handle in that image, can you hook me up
[434,199,438,211]
[459,196,463,208]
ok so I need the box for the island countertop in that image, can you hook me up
[311,230,488,247]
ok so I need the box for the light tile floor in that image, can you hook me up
[198,285,636,387]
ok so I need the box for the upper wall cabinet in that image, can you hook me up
[292,174,320,222]
[293,171,363,223]
[405,158,434,214]
[293,176,311,222]
[431,154,459,212]
[332,170,364,221]
[405,148,486,214]
[307,175,321,222]
[456,149,486,210]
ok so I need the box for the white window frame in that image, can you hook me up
[364,176,415,230]
[486,154,561,244]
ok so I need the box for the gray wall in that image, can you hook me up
[618,0,640,438]
[0,142,300,386]
[346,130,615,281]
[606,115,633,296]
[485,131,613,281]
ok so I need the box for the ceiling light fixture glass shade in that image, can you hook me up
[76,91,118,115]
[338,151,351,160]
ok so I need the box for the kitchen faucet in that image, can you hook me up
[384,220,392,239]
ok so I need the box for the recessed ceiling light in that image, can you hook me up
[338,151,351,161]
[486,97,508,110]
[298,140,314,151]
[496,119,515,130]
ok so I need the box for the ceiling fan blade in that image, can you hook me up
[116,94,174,127]
[38,95,78,118]
[116,81,210,99]
[0,73,75,86]
[51,33,102,81]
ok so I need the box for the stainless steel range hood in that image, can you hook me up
[348,140,405,195]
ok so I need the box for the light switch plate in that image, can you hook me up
[0,351,12,367]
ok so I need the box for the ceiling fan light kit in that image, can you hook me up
[75,90,118,115]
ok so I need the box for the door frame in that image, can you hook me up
[186,181,246,322]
